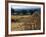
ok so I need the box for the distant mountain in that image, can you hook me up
[11,8,41,15]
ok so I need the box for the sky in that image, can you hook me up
[11,5,40,10]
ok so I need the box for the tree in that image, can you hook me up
[29,10,34,15]
[11,8,15,15]
[22,9,27,15]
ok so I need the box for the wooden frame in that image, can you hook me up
[5,0,45,37]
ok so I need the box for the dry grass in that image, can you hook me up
[11,13,41,31]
